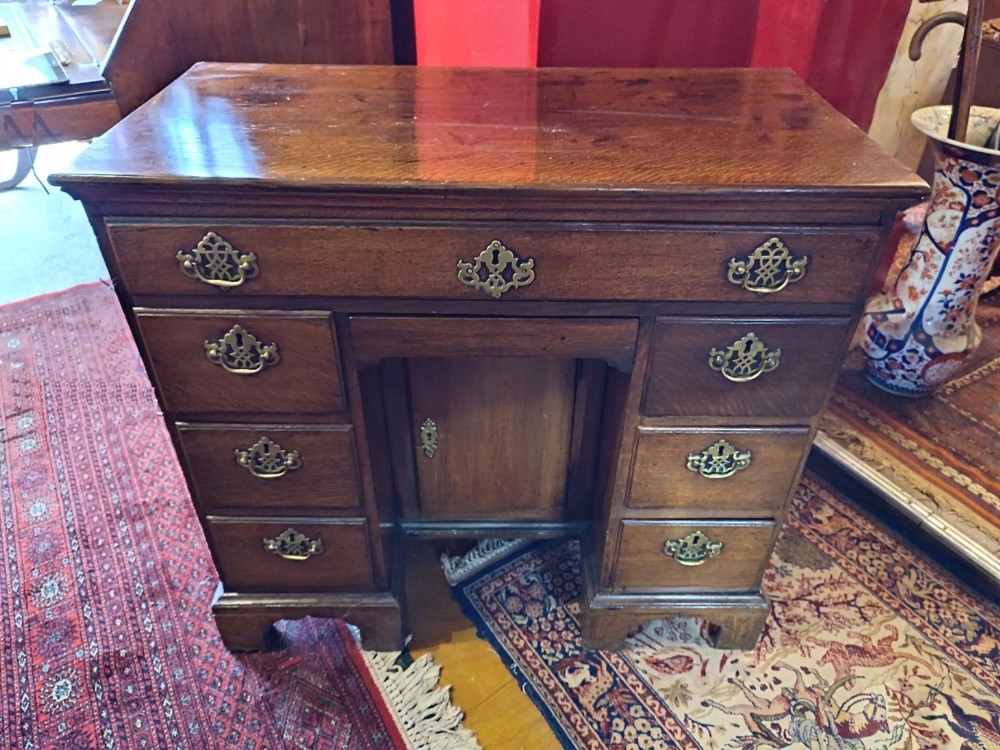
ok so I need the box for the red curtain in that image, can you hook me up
[750,0,827,76]
[413,0,540,67]
[413,0,912,130]
[752,0,912,131]
[537,0,758,69]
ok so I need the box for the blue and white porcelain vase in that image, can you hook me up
[861,105,1000,396]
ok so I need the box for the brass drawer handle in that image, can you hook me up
[686,438,752,479]
[235,436,302,479]
[457,239,535,299]
[727,237,808,295]
[663,531,723,566]
[708,332,781,383]
[263,528,324,561]
[177,231,260,288]
[420,418,438,458]
[204,324,280,375]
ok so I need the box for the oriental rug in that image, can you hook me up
[0,283,478,749]
[452,473,999,750]
[819,291,1000,584]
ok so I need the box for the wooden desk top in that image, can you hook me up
[53,64,927,210]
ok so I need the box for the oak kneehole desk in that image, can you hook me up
[52,64,927,650]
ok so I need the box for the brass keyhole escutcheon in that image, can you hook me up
[263,528,324,561]
[204,324,280,375]
[420,418,438,458]
[235,436,302,479]
[456,239,535,299]
[177,231,260,288]
[663,531,723,566]
[727,237,808,295]
[708,332,781,383]
[686,438,752,479]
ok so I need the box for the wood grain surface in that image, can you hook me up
[52,65,927,208]
[206,517,374,592]
[102,0,393,117]
[350,316,637,370]
[105,221,882,305]
[176,424,362,514]
[612,519,776,591]
[628,426,812,514]
[407,357,578,520]
[643,316,853,418]
[135,310,345,417]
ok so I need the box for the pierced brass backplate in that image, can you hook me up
[686,438,752,479]
[663,531,724,566]
[708,332,781,383]
[456,239,535,299]
[420,418,438,458]
[235,436,302,479]
[727,237,808,295]
[204,324,280,375]
[177,231,260,288]
[263,528,324,561]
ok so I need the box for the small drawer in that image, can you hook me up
[176,424,362,513]
[106,221,878,304]
[206,518,374,593]
[628,426,810,514]
[643,317,850,418]
[612,520,776,591]
[135,311,344,417]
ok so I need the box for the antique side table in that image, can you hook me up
[51,64,927,650]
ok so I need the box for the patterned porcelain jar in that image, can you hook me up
[861,105,1000,395]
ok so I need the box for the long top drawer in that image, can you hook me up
[106,222,880,304]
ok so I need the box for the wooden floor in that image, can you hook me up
[405,542,562,749]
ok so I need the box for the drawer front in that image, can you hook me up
[107,222,878,304]
[206,518,373,592]
[612,520,775,591]
[628,427,810,513]
[135,311,344,416]
[177,424,362,513]
[644,317,851,418]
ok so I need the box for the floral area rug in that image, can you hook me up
[452,473,999,749]
[0,283,477,749]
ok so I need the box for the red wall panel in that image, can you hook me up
[750,0,825,77]
[414,0,540,66]
[412,0,911,130]
[538,0,760,68]
[802,0,912,131]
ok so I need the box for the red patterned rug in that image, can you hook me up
[820,293,1000,581]
[0,283,477,749]
[452,474,999,749]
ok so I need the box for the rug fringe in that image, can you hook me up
[364,650,483,750]
[440,538,529,585]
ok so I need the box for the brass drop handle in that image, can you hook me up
[727,237,808,295]
[663,531,723,566]
[420,418,438,458]
[708,332,781,383]
[686,439,752,479]
[235,437,302,479]
[457,239,535,299]
[263,528,324,561]
[177,231,260,288]
[205,324,280,375]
